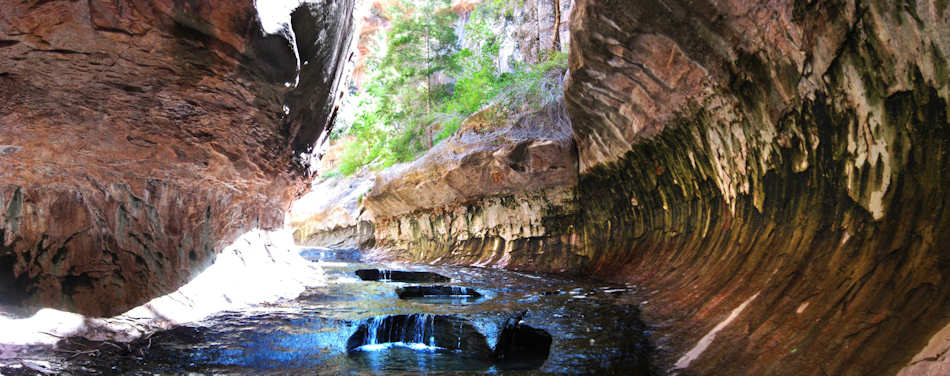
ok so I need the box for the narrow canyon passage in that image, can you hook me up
[2,0,950,375]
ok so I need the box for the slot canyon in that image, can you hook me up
[1,0,948,375]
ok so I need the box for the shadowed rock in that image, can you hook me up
[395,286,482,300]
[493,320,553,370]
[0,0,355,316]
[355,269,450,283]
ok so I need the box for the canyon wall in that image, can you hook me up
[364,101,583,270]
[0,0,354,316]
[293,0,582,268]
[565,0,950,374]
[339,0,950,373]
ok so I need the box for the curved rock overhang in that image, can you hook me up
[0,0,354,316]
[566,0,950,374]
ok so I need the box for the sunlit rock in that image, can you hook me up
[363,98,583,271]
[289,172,376,249]
[0,229,324,351]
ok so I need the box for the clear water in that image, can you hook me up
[0,252,653,375]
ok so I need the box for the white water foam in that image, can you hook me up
[354,342,444,352]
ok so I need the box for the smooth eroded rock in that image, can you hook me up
[364,98,585,272]
[566,0,950,374]
[289,173,376,249]
[0,0,355,316]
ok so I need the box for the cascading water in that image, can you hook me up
[346,313,498,372]
[350,314,441,352]
[457,319,463,350]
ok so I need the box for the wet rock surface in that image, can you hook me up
[355,269,451,283]
[0,0,355,316]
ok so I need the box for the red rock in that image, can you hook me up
[0,0,354,316]
[566,0,950,374]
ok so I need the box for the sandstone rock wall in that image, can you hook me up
[292,0,578,257]
[369,185,582,270]
[289,173,375,249]
[565,0,950,374]
[364,99,582,268]
[0,0,354,316]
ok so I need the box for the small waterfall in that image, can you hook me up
[457,319,462,350]
[352,314,439,351]
[365,316,385,346]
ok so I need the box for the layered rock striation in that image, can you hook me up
[365,100,583,270]
[566,0,950,374]
[0,0,354,316]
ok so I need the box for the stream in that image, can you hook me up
[1,249,653,375]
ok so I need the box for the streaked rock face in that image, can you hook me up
[566,0,950,374]
[0,0,354,316]
[363,100,583,270]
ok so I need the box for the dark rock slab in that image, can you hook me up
[493,320,553,370]
[395,285,482,299]
[354,269,450,283]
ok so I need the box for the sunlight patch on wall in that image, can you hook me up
[0,229,325,348]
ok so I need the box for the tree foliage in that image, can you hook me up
[330,0,567,176]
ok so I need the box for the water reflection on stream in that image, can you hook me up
[3,249,653,375]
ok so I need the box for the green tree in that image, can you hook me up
[329,0,568,177]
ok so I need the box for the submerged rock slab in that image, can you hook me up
[355,269,451,283]
[0,0,355,316]
[395,285,482,300]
